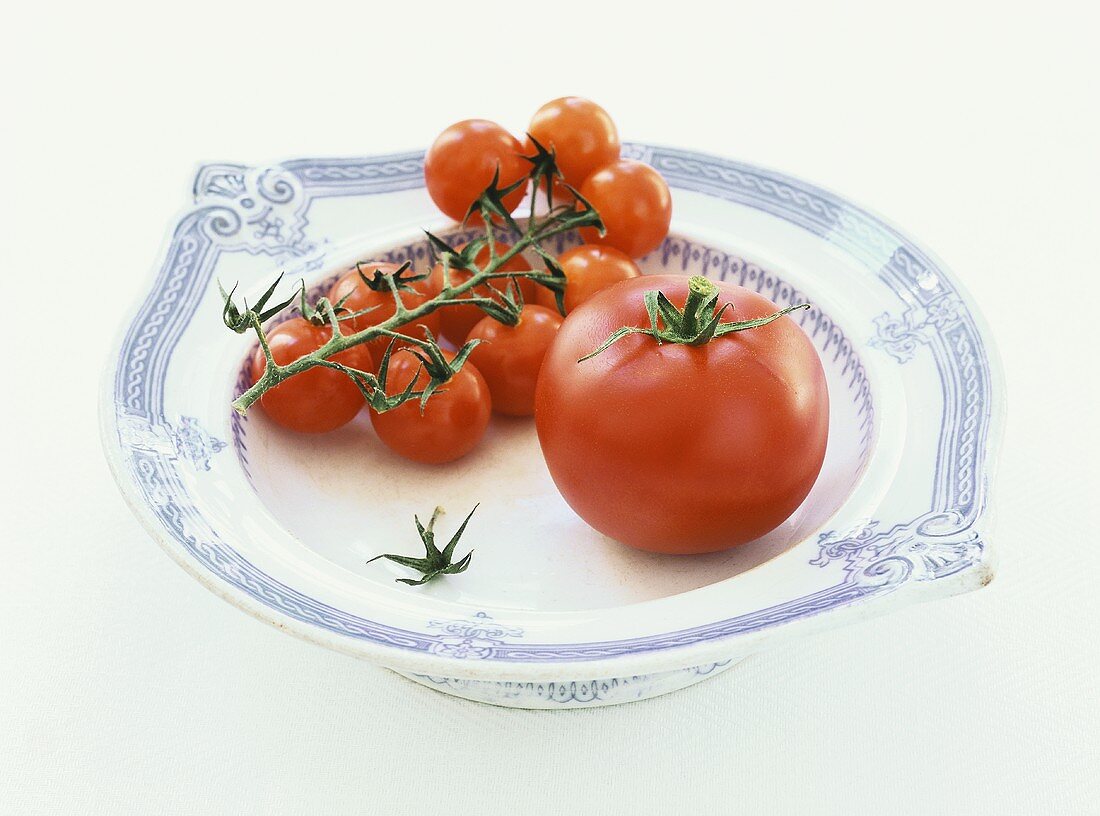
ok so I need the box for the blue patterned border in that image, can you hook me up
[111,145,994,661]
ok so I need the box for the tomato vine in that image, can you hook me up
[220,137,602,417]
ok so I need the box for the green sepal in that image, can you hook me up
[711,304,809,337]
[528,245,568,315]
[424,232,484,280]
[355,259,429,293]
[463,167,523,234]
[561,184,604,236]
[395,328,482,411]
[580,275,812,361]
[296,281,347,330]
[424,231,460,264]
[219,273,300,333]
[520,133,564,210]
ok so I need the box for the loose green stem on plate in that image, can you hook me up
[367,504,479,586]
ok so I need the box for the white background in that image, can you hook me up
[3,1,1099,813]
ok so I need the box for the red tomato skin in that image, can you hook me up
[527,97,620,187]
[467,305,563,416]
[369,352,491,464]
[424,120,527,223]
[432,243,537,347]
[250,318,374,434]
[579,160,672,258]
[535,275,828,554]
[534,244,641,314]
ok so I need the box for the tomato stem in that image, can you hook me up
[578,275,811,362]
[367,504,478,586]
[225,148,600,416]
[679,275,718,337]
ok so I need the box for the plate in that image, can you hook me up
[101,143,1003,708]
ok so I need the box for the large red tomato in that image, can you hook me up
[535,275,828,554]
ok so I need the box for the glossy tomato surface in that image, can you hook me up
[370,351,491,464]
[579,159,672,258]
[535,275,829,554]
[424,120,527,223]
[534,244,640,314]
[327,261,441,352]
[527,97,620,187]
[250,318,374,434]
[467,304,562,416]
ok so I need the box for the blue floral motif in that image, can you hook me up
[869,294,964,363]
[117,413,226,472]
[193,164,312,257]
[812,511,982,585]
[169,416,227,471]
[426,612,524,659]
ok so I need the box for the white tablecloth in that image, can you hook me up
[3,1,1098,813]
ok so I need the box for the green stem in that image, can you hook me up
[231,215,592,414]
[228,142,600,416]
[679,276,717,336]
[579,275,811,363]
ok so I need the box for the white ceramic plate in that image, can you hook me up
[101,143,1003,708]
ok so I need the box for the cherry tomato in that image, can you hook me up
[327,261,441,354]
[527,97,620,187]
[534,244,641,314]
[370,351,491,464]
[424,120,528,223]
[466,305,563,416]
[535,275,828,554]
[250,318,374,434]
[579,160,672,258]
[432,242,538,346]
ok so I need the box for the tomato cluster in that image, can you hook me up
[424,97,672,264]
[253,97,673,462]
[244,98,829,556]
[407,98,673,452]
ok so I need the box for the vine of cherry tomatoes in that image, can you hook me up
[242,98,830,558]
[253,97,673,465]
